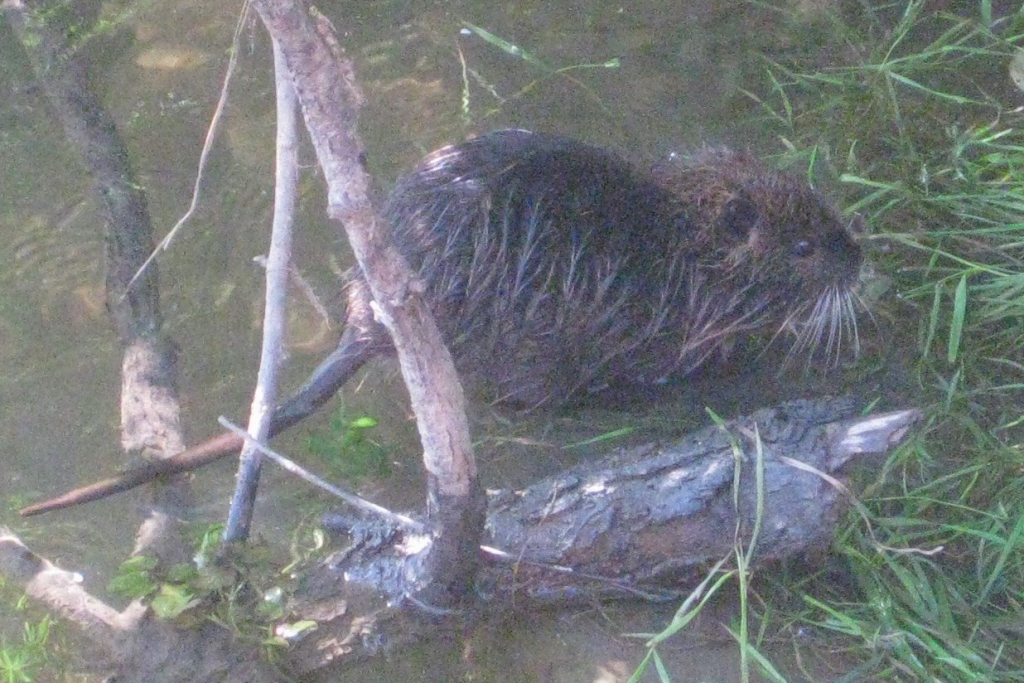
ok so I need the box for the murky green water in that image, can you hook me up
[1,0,857,680]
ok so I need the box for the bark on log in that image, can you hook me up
[481,397,917,596]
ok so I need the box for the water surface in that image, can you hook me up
[0,1,855,680]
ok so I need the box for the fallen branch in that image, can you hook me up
[2,398,920,680]
[4,0,192,564]
[287,396,920,672]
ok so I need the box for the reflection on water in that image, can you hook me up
[0,0,852,680]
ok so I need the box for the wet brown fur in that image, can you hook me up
[375,130,862,408]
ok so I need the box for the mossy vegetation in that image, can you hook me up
[106,521,319,656]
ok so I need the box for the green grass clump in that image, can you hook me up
[0,616,53,683]
[0,576,59,683]
[725,1,1024,681]
[751,1,1024,346]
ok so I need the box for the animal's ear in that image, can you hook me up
[717,194,760,238]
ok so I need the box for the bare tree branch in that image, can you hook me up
[224,35,301,542]
[250,0,484,607]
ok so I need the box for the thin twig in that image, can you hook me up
[223,33,299,542]
[124,1,252,295]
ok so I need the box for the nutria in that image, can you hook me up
[381,129,861,407]
[20,129,863,516]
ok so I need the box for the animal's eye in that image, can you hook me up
[792,239,815,257]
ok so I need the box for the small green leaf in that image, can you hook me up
[274,620,318,640]
[107,556,159,599]
[923,283,941,359]
[307,409,391,481]
[150,584,199,620]
[349,416,378,429]
[460,22,550,71]
[165,563,199,584]
[562,427,633,449]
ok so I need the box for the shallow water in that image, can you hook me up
[0,0,862,680]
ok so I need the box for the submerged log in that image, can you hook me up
[481,396,917,597]
[286,396,919,673]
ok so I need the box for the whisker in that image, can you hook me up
[774,284,863,372]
